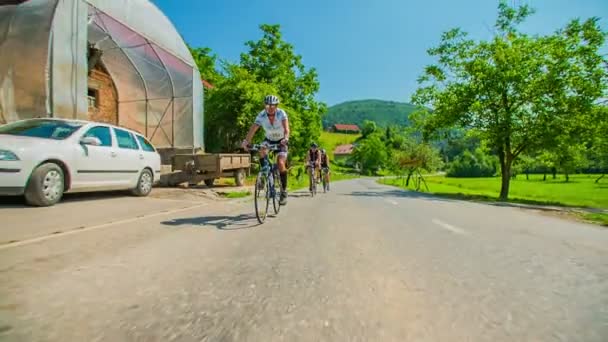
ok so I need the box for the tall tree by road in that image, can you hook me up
[411,1,607,200]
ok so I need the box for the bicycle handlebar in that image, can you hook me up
[247,143,285,152]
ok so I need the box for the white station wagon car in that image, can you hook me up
[0,118,161,206]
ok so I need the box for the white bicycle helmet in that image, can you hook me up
[264,95,280,105]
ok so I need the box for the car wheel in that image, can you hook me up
[24,163,65,207]
[131,169,153,197]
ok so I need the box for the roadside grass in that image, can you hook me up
[379,174,608,226]
[380,174,607,209]
[223,191,251,199]
[578,213,608,227]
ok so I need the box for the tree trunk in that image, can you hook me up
[500,162,512,201]
[543,173,547,181]
[552,167,557,179]
[497,144,513,201]
[596,174,605,183]
[406,172,412,187]
[525,170,529,180]
[565,173,569,182]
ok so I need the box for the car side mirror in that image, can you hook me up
[80,136,102,146]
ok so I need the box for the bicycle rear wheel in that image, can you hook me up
[254,172,270,224]
[322,174,327,193]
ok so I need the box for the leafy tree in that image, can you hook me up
[589,105,608,182]
[412,1,607,200]
[189,46,222,86]
[361,120,377,138]
[204,66,279,152]
[538,151,557,181]
[192,24,325,156]
[511,153,537,180]
[353,133,388,175]
[446,147,497,177]
[552,142,589,182]
[390,139,443,188]
[240,24,326,155]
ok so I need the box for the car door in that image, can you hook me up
[72,125,121,190]
[134,133,161,180]
[111,127,143,187]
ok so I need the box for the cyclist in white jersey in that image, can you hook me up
[242,95,290,205]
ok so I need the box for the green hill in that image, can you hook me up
[323,99,419,128]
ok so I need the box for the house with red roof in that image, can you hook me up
[333,143,356,166]
[331,124,360,134]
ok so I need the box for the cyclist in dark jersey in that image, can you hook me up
[320,149,330,191]
[305,143,321,191]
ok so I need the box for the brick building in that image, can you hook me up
[87,62,118,125]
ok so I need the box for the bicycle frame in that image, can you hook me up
[248,143,285,223]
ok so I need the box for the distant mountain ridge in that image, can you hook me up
[323,99,419,128]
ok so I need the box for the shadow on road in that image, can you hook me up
[162,213,262,230]
[344,189,456,203]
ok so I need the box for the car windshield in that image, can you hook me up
[0,119,84,140]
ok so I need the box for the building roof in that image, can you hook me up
[334,144,355,155]
[333,124,360,131]
[87,0,195,67]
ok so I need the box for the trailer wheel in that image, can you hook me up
[204,178,215,187]
[234,168,246,187]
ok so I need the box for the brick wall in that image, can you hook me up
[87,64,118,125]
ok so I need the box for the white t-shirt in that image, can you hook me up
[254,109,288,141]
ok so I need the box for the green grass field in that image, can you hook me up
[380,174,608,209]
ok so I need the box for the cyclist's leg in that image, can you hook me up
[307,164,313,190]
[317,162,322,183]
[276,143,288,204]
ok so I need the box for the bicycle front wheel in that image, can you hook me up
[309,170,316,197]
[272,168,281,214]
[254,172,270,224]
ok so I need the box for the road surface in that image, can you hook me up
[1,178,607,341]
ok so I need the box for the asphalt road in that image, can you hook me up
[1,178,607,341]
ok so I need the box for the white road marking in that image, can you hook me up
[0,203,209,251]
[432,218,470,236]
[385,199,398,205]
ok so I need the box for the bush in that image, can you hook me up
[446,148,497,177]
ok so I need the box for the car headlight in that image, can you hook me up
[0,150,19,161]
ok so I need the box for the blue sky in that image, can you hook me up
[152,0,608,106]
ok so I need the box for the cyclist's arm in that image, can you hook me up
[243,123,260,145]
[281,117,290,141]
